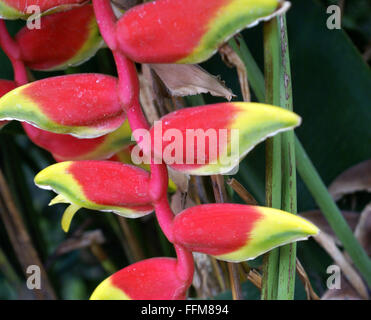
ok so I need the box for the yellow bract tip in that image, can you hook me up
[61,203,81,233]
[49,194,69,206]
[90,278,130,300]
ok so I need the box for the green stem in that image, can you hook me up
[275,15,297,300]
[230,32,371,289]
[260,20,282,300]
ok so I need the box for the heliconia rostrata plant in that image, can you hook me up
[0,0,321,300]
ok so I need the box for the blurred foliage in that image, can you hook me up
[0,0,370,299]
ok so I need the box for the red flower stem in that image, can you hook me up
[153,195,175,243]
[92,0,118,50]
[93,0,194,287]
[0,20,28,86]
[175,244,195,284]
[113,52,140,111]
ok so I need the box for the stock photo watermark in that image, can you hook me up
[26,265,41,290]
[26,5,41,30]
[130,121,241,174]
[326,5,341,30]
[326,265,341,290]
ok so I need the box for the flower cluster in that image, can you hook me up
[0,0,318,300]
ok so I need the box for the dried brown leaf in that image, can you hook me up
[168,167,189,193]
[227,178,258,205]
[354,203,371,255]
[192,252,222,299]
[139,65,160,125]
[247,269,262,290]
[329,159,371,201]
[55,230,105,256]
[296,259,320,300]
[150,64,234,101]
[219,44,250,102]
[314,231,369,299]
[170,190,195,215]
[322,276,364,300]
[299,210,359,244]
[111,0,140,10]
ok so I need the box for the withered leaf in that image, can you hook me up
[329,159,371,201]
[150,64,234,101]
[322,276,364,300]
[314,231,369,299]
[354,203,371,255]
[299,210,359,244]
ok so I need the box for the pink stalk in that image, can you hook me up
[92,0,117,50]
[92,0,195,289]
[152,196,175,243]
[113,52,140,111]
[175,244,195,284]
[0,20,28,86]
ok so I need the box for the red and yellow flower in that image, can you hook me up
[172,204,319,262]
[34,161,154,232]
[90,258,189,300]
[145,102,301,175]
[0,79,16,129]
[0,0,87,19]
[15,4,103,71]
[0,74,125,138]
[116,0,280,64]
[23,120,132,161]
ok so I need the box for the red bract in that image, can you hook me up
[172,204,319,262]
[0,0,87,19]
[69,161,152,207]
[90,258,189,300]
[23,120,132,161]
[0,79,16,128]
[0,79,16,95]
[15,5,102,71]
[145,102,300,175]
[109,145,178,193]
[0,74,125,137]
[116,0,279,63]
[35,161,154,231]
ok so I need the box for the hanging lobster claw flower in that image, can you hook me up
[15,5,103,71]
[0,0,87,19]
[0,74,125,138]
[34,161,154,232]
[116,0,280,63]
[0,79,16,129]
[144,102,301,175]
[90,258,189,300]
[172,204,319,262]
[23,120,132,161]
[109,146,177,192]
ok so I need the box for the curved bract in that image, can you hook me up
[145,102,301,175]
[116,0,279,63]
[34,161,154,232]
[16,5,103,71]
[0,0,87,19]
[109,146,177,192]
[173,204,319,262]
[0,80,16,129]
[23,120,132,161]
[90,258,189,300]
[0,74,125,138]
